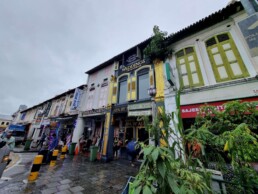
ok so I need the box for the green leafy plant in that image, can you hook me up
[131,90,212,194]
[186,100,258,193]
[143,25,171,62]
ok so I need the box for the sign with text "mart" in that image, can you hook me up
[181,97,258,118]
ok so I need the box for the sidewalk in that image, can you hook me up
[13,144,39,153]
[0,153,139,194]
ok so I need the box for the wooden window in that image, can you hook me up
[176,47,204,88]
[118,76,128,104]
[206,33,249,82]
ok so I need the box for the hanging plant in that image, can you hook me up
[143,25,171,62]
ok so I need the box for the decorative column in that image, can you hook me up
[72,116,85,144]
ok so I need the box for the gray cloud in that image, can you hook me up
[0,0,229,115]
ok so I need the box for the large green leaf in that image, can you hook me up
[157,162,166,178]
[144,146,154,156]
[134,185,142,194]
[168,177,180,194]
[151,148,159,161]
[143,185,152,194]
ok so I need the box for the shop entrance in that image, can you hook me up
[137,127,149,144]
[125,127,134,142]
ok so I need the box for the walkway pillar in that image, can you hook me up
[72,116,85,154]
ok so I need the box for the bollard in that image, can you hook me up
[50,150,59,167]
[60,146,67,159]
[28,155,43,182]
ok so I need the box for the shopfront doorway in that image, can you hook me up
[136,127,149,144]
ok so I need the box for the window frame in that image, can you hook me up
[137,68,150,100]
[118,76,128,104]
[205,32,249,82]
[176,46,204,88]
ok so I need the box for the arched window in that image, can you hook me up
[176,47,204,88]
[205,33,249,82]
[137,68,150,100]
[118,76,128,104]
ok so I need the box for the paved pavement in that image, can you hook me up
[0,153,139,194]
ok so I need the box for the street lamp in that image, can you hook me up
[148,87,157,98]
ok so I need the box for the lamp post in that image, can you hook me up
[148,87,157,145]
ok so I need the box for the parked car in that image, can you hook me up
[0,140,11,178]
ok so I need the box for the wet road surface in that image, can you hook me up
[0,153,138,194]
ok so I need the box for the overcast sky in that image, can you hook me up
[0,0,230,115]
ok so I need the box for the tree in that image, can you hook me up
[143,25,171,61]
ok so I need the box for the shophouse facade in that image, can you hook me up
[164,1,258,132]
[0,114,12,133]
[74,39,166,161]
[17,85,85,145]
[72,63,114,155]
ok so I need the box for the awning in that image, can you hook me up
[181,97,258,118]
[8,124,26,132]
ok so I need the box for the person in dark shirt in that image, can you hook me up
[126,139,139,167]
[46,133,58,163]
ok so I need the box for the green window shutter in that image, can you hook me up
[206,33,249,82]
[176,47,204,89]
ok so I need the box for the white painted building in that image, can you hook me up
[164,1,258,131]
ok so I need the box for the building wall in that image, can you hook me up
[165,10,258,108]
[0,115,12,131]
[81,64,113,112]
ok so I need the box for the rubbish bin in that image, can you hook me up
[69,143,77,155]
[24,139,33,151]
[90,146,98,161]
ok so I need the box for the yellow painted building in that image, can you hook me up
[0,114,12,132]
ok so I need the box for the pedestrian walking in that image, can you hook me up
[46,133,58,163]
[126,139,139,167]
[113,136,119,159]
[3,132,15,151]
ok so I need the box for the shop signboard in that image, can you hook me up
[117,50,151,76]
[82,108,107,117]
[113,105,128,114]
[125,120,144,127]
[128,102,152,110]
[238,13,258,57]
[181,97,258,118]
[128,110,152,117]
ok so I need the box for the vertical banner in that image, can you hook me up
[238,13,258,57]
[70,88,83,110]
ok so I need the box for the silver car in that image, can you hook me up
[0,140,11,178]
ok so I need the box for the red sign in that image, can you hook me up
[181,97,258,118]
